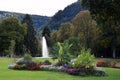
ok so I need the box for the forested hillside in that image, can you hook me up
[48,1,82,30]
[0,11,50,30]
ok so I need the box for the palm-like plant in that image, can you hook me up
[57,41,72,66]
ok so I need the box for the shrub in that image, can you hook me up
[72,48,95,68]
[23,53,32,63]
[9,53,41,70]
[52,41,72,66]
[16,53,32,65]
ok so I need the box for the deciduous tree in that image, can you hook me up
[81,0,120,58]
[0,18,27,56]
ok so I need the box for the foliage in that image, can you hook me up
[16,53,32,65]
[81,0,120,58]
[42,26,51,37]
[42,26,54,48]
[7,40,16,58]
[0,18,27,55]
[72,10,100,49]
[0,11,50,30]
[72,48,95,68]
[1,58,120,80]
[51,11,101,58]
[56,22,73,42]
[22,14,38,56]
[23,53,32,62]
[96,59,120,69]
[52,41,72,66]
[48,1,82,30]
[9,53,40,70]
[67,37,81,57]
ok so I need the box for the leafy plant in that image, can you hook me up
[16,53,32,66]
[23,53,32,62]
[72,48,95,68]
[53,41,72,66]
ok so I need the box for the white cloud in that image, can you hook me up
[0,0,77,16]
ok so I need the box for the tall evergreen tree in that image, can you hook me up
[22,14,38,56]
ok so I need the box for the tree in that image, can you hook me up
[42,26,54,48]
[72,11,100,49]
[42,26,51,37]
[81,0,120,58]
[67,37,81,57]
[55,22,73,42]
[22,14,38,56]
[0,18,27,56]
[7,40,16,58]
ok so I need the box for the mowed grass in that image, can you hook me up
[0,58,120,80]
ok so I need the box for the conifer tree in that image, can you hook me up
[22,14,38,56]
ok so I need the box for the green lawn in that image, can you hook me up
[0,58,120,80]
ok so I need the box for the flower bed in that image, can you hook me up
[96,59,120,69]
[8,51,107,77]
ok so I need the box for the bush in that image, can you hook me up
[72,48,95,68]
[16,53,32,65]
[23,53,32,63]
[52,41,72,66]
[9,53,41,70]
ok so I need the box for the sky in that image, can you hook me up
[0,0,78,16]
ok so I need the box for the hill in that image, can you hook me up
[0,1,82,31]
[47,1,82,30]
[0,11,50,30]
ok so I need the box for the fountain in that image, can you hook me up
[42,36,49,58]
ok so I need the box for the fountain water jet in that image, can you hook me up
[42,36,49,58]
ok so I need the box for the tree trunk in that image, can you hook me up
[112,46,116,59]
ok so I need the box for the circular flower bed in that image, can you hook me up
[8,52,106,77]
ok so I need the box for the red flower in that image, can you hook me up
[96,60,105,67]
